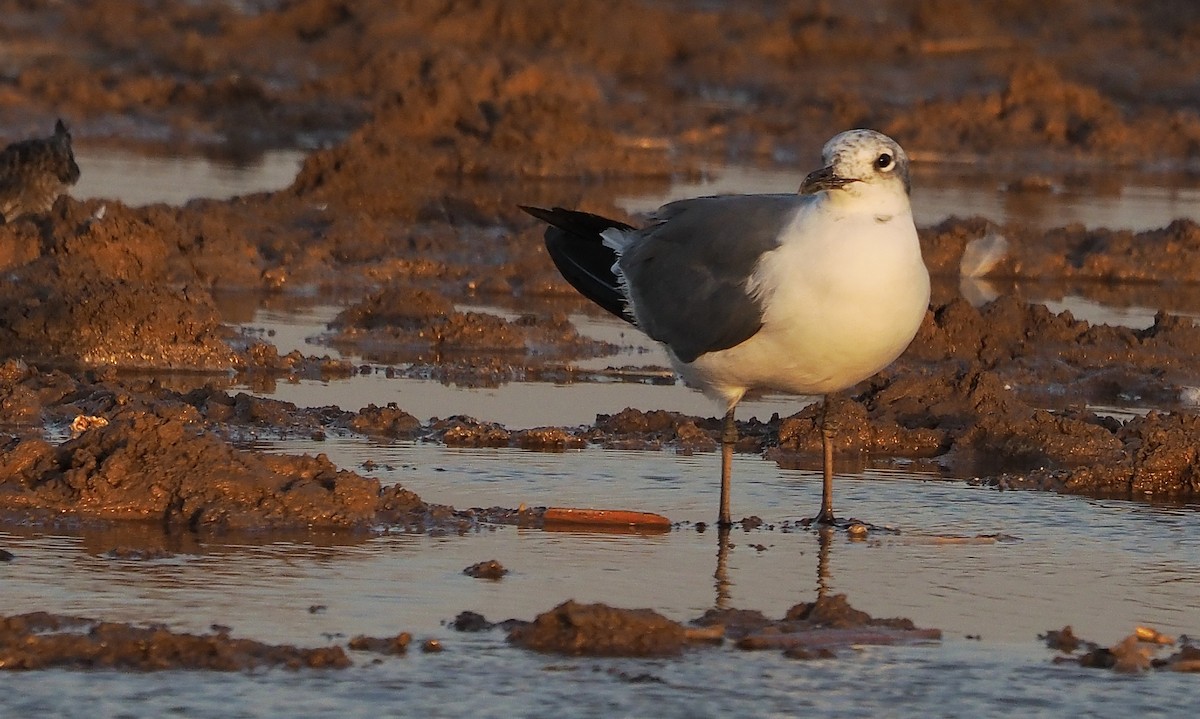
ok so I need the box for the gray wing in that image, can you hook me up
[619,194,805,363]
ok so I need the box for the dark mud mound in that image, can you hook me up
[0,409,385,530]
[0,198,236,369]
[1043,625,1200,674]
[0,612,349,671]
[990,411,1200,499]
[699,594,940,659]
[463,559,508,580]
[907,295,1200,380]
[347,632,413,656]
[504,594,938,659]
[0,277,234,370]
[770,360,1200,499]
[777,364,1100,469]
[508,600,688,657]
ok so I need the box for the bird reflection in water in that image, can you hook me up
[711,522,837,610]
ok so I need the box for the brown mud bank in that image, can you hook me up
[0,360,431,533]
[4,1,1200,169]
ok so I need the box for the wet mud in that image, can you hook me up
[494,594,938,659]
[707,593,942,659]
[1043,625,1200,674]
[0,612,350,671]
[2,0,1200,674]
[0,596,935,669]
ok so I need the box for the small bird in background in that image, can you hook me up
[524,130,930,527]
[0,119,82,224]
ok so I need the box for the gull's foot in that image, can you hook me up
[798,515,900,534]
[809,509,837,526]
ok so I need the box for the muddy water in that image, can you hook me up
[3,153,1199,716]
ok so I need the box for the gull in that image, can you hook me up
[0,119,81,224]
[523,129,929,526]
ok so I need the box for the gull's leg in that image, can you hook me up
[814,395,837,524]
[719,407,736,527]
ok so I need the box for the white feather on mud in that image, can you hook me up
[959,228,1009,278]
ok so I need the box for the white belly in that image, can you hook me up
[677,210,930,406]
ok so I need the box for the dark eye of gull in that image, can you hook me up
[875,152,895,171]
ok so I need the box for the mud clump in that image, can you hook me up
[698,594,940,659]
[989,411,1200,499]
[908,295,1200,379]
[502,595,939,660]
[508,600,688,657]
[452,611,495,633]
[0,276,235,370]
[0,409,386,531]
[348,633,412,656]
[0,199,236,370]
[463,559,509,580]
[346,403,424,439]
[0,612,349,671]
[1043,624,1199,674]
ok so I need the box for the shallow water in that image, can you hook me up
[72,148,306,205]
[4,151,1200,716]
[4,444,1199,716]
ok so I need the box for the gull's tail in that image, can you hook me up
[520,205,634,324]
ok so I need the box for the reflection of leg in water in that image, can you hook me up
[816,525,834,601]
[714,524,732,610]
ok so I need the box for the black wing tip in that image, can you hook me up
[522,204,635,325]
[519,205,637,234]
[518,204,561,226]
[517,204,544,216]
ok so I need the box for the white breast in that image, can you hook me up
[676,197,930,406]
